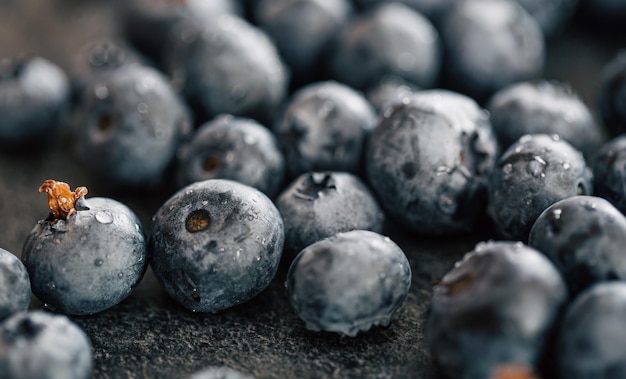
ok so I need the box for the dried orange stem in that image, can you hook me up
[39,180,88,222]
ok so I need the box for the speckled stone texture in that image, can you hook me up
[0,1,623,378]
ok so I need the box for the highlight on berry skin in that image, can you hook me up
[38,179,88,222]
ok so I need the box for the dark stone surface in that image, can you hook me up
[0,1,624,378]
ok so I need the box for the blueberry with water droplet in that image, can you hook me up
[0,310,93,379]
[286,230,411,337]
[529,195,626,295]
[366,89,498,235]
[176,114,285,198]
[426,241,567,379]
[274,80,376,178]
[0,248,31,322]
[276,171,385,264]
[487,80,602,158]
[487,134,592,241]
[149,179,284,313]
[72,63,192,191]
[22,182,148,315]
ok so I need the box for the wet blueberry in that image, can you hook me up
[366,90,498,235]
[557,282,626,379]
[286,230,411,337]
[487,134,592,241]
[163,13,289,125]
[72,63,192,190]
[529,195,626,295]
[0,249,31,322]
[598,50,626,138]
[0,310,93,379]
[487,80,603,159]
[439,0,545,101]
[149,179,284,313]
[176,114,285,198]
[274,80,376,178]
[329,2,441,91]
[426,241,567,379]
[0,56,70,148]
[592,135,626,213]
[365,75,419,116]
[21,181,148,315]
[276,171,385,262]
[254,0,353,85]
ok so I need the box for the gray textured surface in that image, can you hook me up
[0,1,624,378]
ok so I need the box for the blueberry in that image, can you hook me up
[530,195,626,294]
[329,2,441,91]
[286,230,411,337]
[557,282,626,379]
[176,114,285,198]
[0,310,93,379]
[487,80,603,158]
[352,0,457,24]
[592,135,626,213]
[439,0,545,101]
[426,241,567,379]
[365,90,498,235]
[189,366,256,379]
[0,249,31,322]
[122,0,243,66]
[72,63,192,190]
[0,56,70,148]
[365,75,419,115]
[149,179,284,313]
[276,171,385,262]
[22,180,148,315]
[273,80,376,178]
[487,134,592,241]
[163,14,289,125]
[598,50,626,138]
[253,0,353,85]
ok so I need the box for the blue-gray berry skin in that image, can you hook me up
[366,90,498,235]
[189,366,257,379]
[598,51,626,138]
[529,196,626,295]
[487,80,603,159]
[21,197,147,316]
[0,56,70,148]
[439,0,544,102]
[352,0,457,24]
[254,0,353,85]
[274,81,376,178]
[286,230,411,337]
[276,171,385,262]
[0,310,93,379]
[149,179,284,313]
[365,76,419,115]
[329,2,441,91]
[488,134,592,241]
[164,14,289,125]
[73,64,192,191]
[513,0,579,37]
[593,135,626,213]
[176,114,285,199]
[557,282,626,379]
[426,241,567,379]
[0,249,31,322]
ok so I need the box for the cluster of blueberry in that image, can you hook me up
[2,0,626,377]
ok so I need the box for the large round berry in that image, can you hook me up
[593,135,626,214]
[276,171,385,262]
[598,50,626,138]
[426,241,567,379]
[22,181,148,315]
[286,230,411,337]
[366,90,498,235]
[0,310,93,379]
[487,134,592,241]
[176,114,285,198]
[0,248,31,322]
[149,179,284,313]
[0,56,70,148]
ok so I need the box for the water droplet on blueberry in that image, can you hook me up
[94,259,103,267]
[95,210,114,224]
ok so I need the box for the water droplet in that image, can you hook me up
[95,210,114,224]
[520,135,533,143]
[255,256,261,261]
[135,77,155,94]
[524,197,533,205]
[582,200,597,211]
[185,189,194,195]
[551,134,561,141]
[435,166,452,175]
[383,236,391,243]
[44,303,56,311]
[138,256,144,263]
[136,102,149,115]
[244,135,257,145]
[94,259,103,266]
[503,163,513,174]
[527,156,547,178]
[563,162,571,170]
[47,282,56,290]
[437,193,457,214]
[95,85,109,99]
[118,272,124,279]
